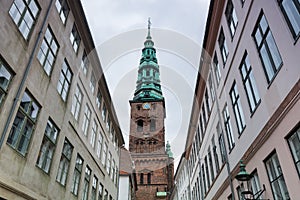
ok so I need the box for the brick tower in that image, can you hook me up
[128,19,174,200]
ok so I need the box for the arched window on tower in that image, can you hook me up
[150,119,156,131]
[140,173,144,184]
[137,120,143,132]
[147,173,151,184]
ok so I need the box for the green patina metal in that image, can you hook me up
[132,18,164,102]
[166,141,173,158]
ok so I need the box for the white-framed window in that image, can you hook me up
[252,13,282,83]
[287,125,300,177]
[229,82,246,134]
[218,28,229,64]
[106,152,112,175]
[265,152,290,200]
[239,52,260,113]
[223,104,235,150]
[225,0,238,37]
[91,176,98,200]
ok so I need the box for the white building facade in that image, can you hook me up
[173,0,300,199]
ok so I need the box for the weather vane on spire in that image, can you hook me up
[148,17,151,30]
[147,17,152,39]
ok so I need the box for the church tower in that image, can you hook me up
[129,19,174,200]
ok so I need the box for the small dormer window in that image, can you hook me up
[146,70,150,76]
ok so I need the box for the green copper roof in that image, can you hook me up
[166,141,173,158]
[132,19,164,102]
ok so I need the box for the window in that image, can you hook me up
[55,0,69,24]
[96,88,102,109]
[82,104,91,136]
[208,73,215,102]
[201,164,206,193]
[150,119,156,131]
[218,126,226,164]
[97,132,103,159]
[57,59,72,101]
[71,154,83,196]
[70,24,81,53]
[222,104,235,150]
[137,120,143,132]
[90,73,96,94]
[90,119,97,148]
[104,190,108,200]
[240,52,260,113]
[208,148,215,181]
[204,156,210,188]
[81,51,89,76]
[205,89,211,115]
[7,91,40,155]
[147,173,151,184]
[287,126,300,177]
[9,0,40,40]
[213,54,221,85]
[106,152,112,175]
[248,170,262,199]
[218,28,229,64]
[106,116,111,132]
[91,176,98,200]
[36,119,59,173]
[230,82,246,134]
[140,173,144,184]
[111,159,115,180]
[115,166,119,185]
[56,139,73,186]
[265,152,290,200]
[71,85,83,121]
[278,0,300,39]
[0,59,13,107]
[101,143,107,166]
[253,13,282,83]
[82,166,91,200]
[212,135,220,173]
[37,27,59,76]
[98,183,103,200]
[225,0,238,37]
[102,104,107,122]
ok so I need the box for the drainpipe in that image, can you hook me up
[0,0,54,149]
[210,64,235,199]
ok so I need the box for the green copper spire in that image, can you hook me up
[133,18,164,102]
[166,141,173,158]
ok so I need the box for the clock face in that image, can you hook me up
[142,103,151,109]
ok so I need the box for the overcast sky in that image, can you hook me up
[81,0,211,166]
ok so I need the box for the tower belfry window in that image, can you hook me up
[150,119,156,131]
[137,120,143,132]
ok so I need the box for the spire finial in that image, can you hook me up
[147,17,152,39]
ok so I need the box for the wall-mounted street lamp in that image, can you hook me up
[235,160,268,200]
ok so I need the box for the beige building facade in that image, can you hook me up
[0,0,124,199]
[173,0,300,200]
